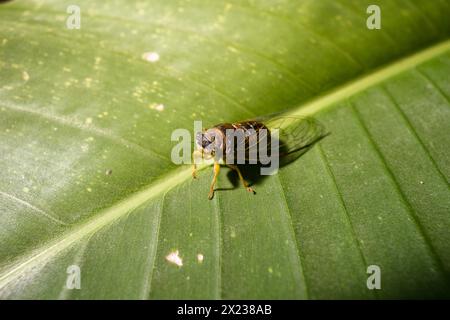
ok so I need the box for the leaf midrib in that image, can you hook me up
[1,38,449,291]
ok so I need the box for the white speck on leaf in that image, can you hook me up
[227,46,238,53]
[197,254,204,263]
[84,78,93,88]
[142,51,160,63]
[149,103,164,112]
[22,71,30,81]
[166,250,183,267]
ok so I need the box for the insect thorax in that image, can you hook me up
[212,121,270,163]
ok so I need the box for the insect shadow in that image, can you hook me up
[217,131,330,193]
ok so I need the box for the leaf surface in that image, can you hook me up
[0,0,449,299]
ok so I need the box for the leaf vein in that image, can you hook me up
[381,86,449,185]
[275,174,310,299]
[315,144,374,297]
[0,190,67,226]
[0,102,169,162]
[351,103,449,276]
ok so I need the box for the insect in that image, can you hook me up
[192,114,327,200]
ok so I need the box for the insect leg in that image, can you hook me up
[208,162,220,200]
[226,164,256,195]
[192,150,202,179]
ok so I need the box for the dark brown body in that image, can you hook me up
[213,121,270,162]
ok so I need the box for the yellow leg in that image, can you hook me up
[208,162,220,200]
[227,164,255,195]
[192,162,197,179]
[192,150,202,179]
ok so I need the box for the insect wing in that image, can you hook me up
[245,115,327,161]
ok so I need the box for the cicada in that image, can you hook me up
[192,114,327,200]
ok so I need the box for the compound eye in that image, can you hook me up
[202,137,211,148]
[195,132,203,144]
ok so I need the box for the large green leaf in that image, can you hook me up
[0,0,449,299]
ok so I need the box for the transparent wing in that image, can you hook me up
[264,116,327,155]
[244,114,328,162]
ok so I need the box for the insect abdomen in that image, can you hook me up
[214,121,270,163]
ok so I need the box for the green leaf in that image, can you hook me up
[0,0,449,299]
